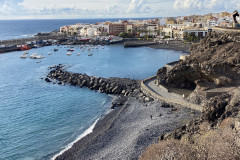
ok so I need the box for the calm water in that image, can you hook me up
[0,44,183,160]
[0,19,184,160]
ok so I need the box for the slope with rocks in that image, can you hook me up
[141,31,240,159]
[157,31,240,104]
[140,87,240,159]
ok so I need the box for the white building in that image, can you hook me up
[147,23,159,36]
[208,20,217,26]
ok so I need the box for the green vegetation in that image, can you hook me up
[118,32,134,38]
[186,34,200,42]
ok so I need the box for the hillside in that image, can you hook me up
[141,31,240,159]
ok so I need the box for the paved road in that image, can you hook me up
[144,77,202,111]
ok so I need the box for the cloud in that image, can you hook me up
[0,0,15,15]
[127,0,145,13]
[15,0,169,18]
[173,0,240,13]
[18,0,108,11]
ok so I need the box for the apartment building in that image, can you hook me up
[108,23,126,35]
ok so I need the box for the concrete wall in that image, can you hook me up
[140,76,202,111]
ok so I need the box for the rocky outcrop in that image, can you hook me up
[140,31,240,160]
[157,31,240,91]
[140,88,240,160]
[46,64,154,103]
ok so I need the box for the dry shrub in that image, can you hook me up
[139,139,197,160]
[195,118,240,160]
[140,118,240,160]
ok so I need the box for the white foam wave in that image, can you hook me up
[51,118,99,160]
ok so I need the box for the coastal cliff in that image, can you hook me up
[157,31,240,104]
[141,31,240,159]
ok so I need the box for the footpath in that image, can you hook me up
[141,76,202,112]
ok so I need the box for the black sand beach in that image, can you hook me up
[51,41,194,160]
[55,97,200,160]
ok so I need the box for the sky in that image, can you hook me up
[0,0,240,19]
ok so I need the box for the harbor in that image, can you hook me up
[0,32,123,53]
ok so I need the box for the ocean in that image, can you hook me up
[0,19,184,160]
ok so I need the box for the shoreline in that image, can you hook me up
[149,41,191,54]
[0,34,191,54]
[55,97,200,160]
[54,96,130,160]
[51,118,100,160]
[46,40,192,159]
[47,66,199,159]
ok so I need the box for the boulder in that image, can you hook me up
[45,78,51,82]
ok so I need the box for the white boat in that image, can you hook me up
[30,53,45,59]
[24,51,29,54]
[77,53,81,56]
[67,52,72,56]
[88,53,93,56]
[20,54,28,58]
[48,52,52,55]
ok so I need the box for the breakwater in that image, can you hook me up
[0,33,66,53]
[46,65,154,103]
[124,41,157,47]
[0,34,65,46]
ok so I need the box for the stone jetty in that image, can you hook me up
[46,65,154,103]
[124,41,157,47]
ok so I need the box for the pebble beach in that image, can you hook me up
[55,97,200,160]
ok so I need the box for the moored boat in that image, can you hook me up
[20,54,28,58]
[67,52,72,56]
[30,53,45,59]
[67,49,74,52]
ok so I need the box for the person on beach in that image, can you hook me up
[150,115,153,120]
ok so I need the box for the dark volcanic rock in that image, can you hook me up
[45,78,51,82]
[46,65,143,98]
[157,31,240,90]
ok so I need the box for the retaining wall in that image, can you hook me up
[140,76,202,111]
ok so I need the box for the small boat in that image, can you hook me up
[30,53,45,59]
[20,54,28,58]
[48,52,52,55]
[67,49,74,52]
[24,51,29,54]
[54,49,58,51]
[88,53,93,56]
[77,53,81,56]
[67,52,72,56]
[36,61,41,63]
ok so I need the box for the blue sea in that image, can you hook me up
[0,19,184,160]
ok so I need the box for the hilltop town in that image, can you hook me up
[0,11,238,53]
[59,12,236,41]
